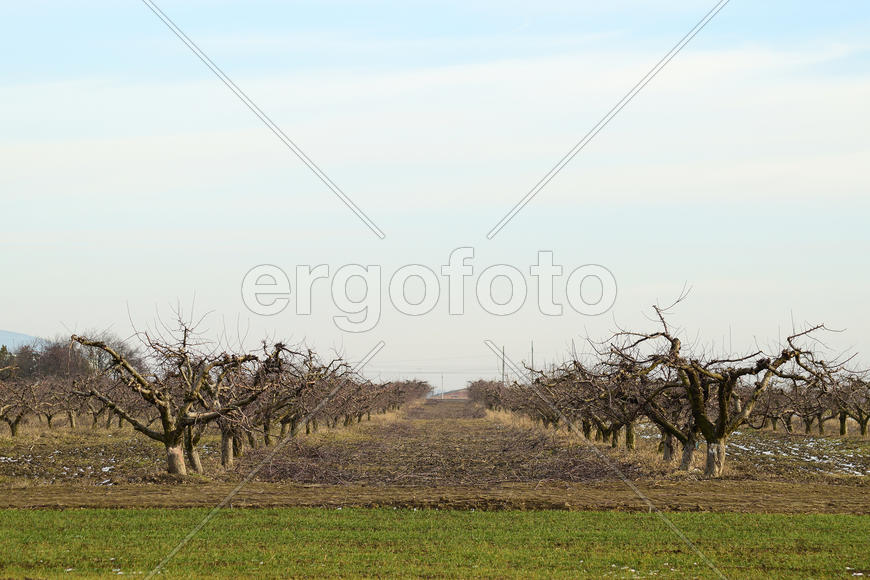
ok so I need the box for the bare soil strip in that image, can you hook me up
[3,479,869,513]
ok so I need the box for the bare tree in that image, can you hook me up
[72,322,271,475]
[0,377,34,436]
[642,382,699,468]
[0,346,38,436]
[607,306,837,476]
[782,374,835,435]
[834,376,870,437]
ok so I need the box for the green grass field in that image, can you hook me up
[1,508,867,578]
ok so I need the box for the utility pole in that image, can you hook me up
[530,340,534,370]
[441,373,444,399]
[501,345,506,387]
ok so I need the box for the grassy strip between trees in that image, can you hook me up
[0,508,867,578]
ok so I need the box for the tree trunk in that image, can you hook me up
[610,425,621,448]
[46,415,54,429]
[661,431,676,463]
[279,422,288,438]
[803,417,813,434]
[770,417,778,431]
[117,415,123,429]
[624,422,636,451]
[166,443,187,475]
[67,411,77,430]
[839,412,848,436]
[233,431,244,458]
[184,428,203,474]
[704,438,727,478]
[220,427,234,468]
[861,418,868,438]
[581,420,592,439]
[679,431,696,471]
[263,418,273,446]
[784,415,794,433]
[817,414,826,435]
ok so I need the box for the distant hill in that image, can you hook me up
[0,330,40,351]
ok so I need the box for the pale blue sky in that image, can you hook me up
[2,1,869,389]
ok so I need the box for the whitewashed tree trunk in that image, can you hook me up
[166,443,187,475]
[704,439,727,478]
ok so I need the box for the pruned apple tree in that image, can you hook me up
[71,325,275,475]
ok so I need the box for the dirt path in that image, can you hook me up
[241,399,640,486]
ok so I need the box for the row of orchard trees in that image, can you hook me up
[0,322,430,475]
[469,307,869,478]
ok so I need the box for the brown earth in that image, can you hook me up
[2,479,869,513]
